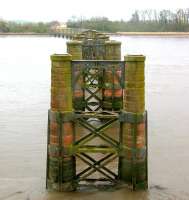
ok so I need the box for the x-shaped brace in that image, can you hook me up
[76,153,118,182]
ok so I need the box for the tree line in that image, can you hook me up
[0,20,59,33]
[1,9,189,33]
[67,9,189,32]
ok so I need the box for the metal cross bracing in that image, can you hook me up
[46,110,148,189]
[82,41,106,60]
[74,111,120,184]
[71,60,125,185]
[72,60,125,112]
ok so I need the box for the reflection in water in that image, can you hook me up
[1,36,189,199]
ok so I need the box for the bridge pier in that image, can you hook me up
[46,30,148,192]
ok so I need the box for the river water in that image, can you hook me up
[0,35,189,200]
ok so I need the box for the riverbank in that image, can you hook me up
[0,32,50,36]
[114,32,189,37]
[1,32,189,37]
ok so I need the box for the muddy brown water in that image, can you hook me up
[1,35,189,199]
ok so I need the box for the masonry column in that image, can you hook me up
[119,55,147,190]
[47,54,76,191]
[103,41,122,110]
[67,41,83,60]
[105,40,121,60]
[67,41,85,111]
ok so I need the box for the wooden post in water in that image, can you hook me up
[47,54,76,191]
[119,55,148,190]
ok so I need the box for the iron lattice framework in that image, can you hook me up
[71,60,125,184]
[82,40,106,60]
[74,30,110,60]
[74,112,120,184]
[72,60,124,111]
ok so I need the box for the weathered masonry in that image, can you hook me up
[46,30,148,191]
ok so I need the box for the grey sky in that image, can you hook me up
[0,0,189,22]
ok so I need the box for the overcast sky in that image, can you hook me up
[0,0,189,22]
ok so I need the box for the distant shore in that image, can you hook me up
[113,32,189,37]
[0,33,50,36]
[1,32,189,37]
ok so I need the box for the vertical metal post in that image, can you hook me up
[145,111,148,188]
[46,110,50,189]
